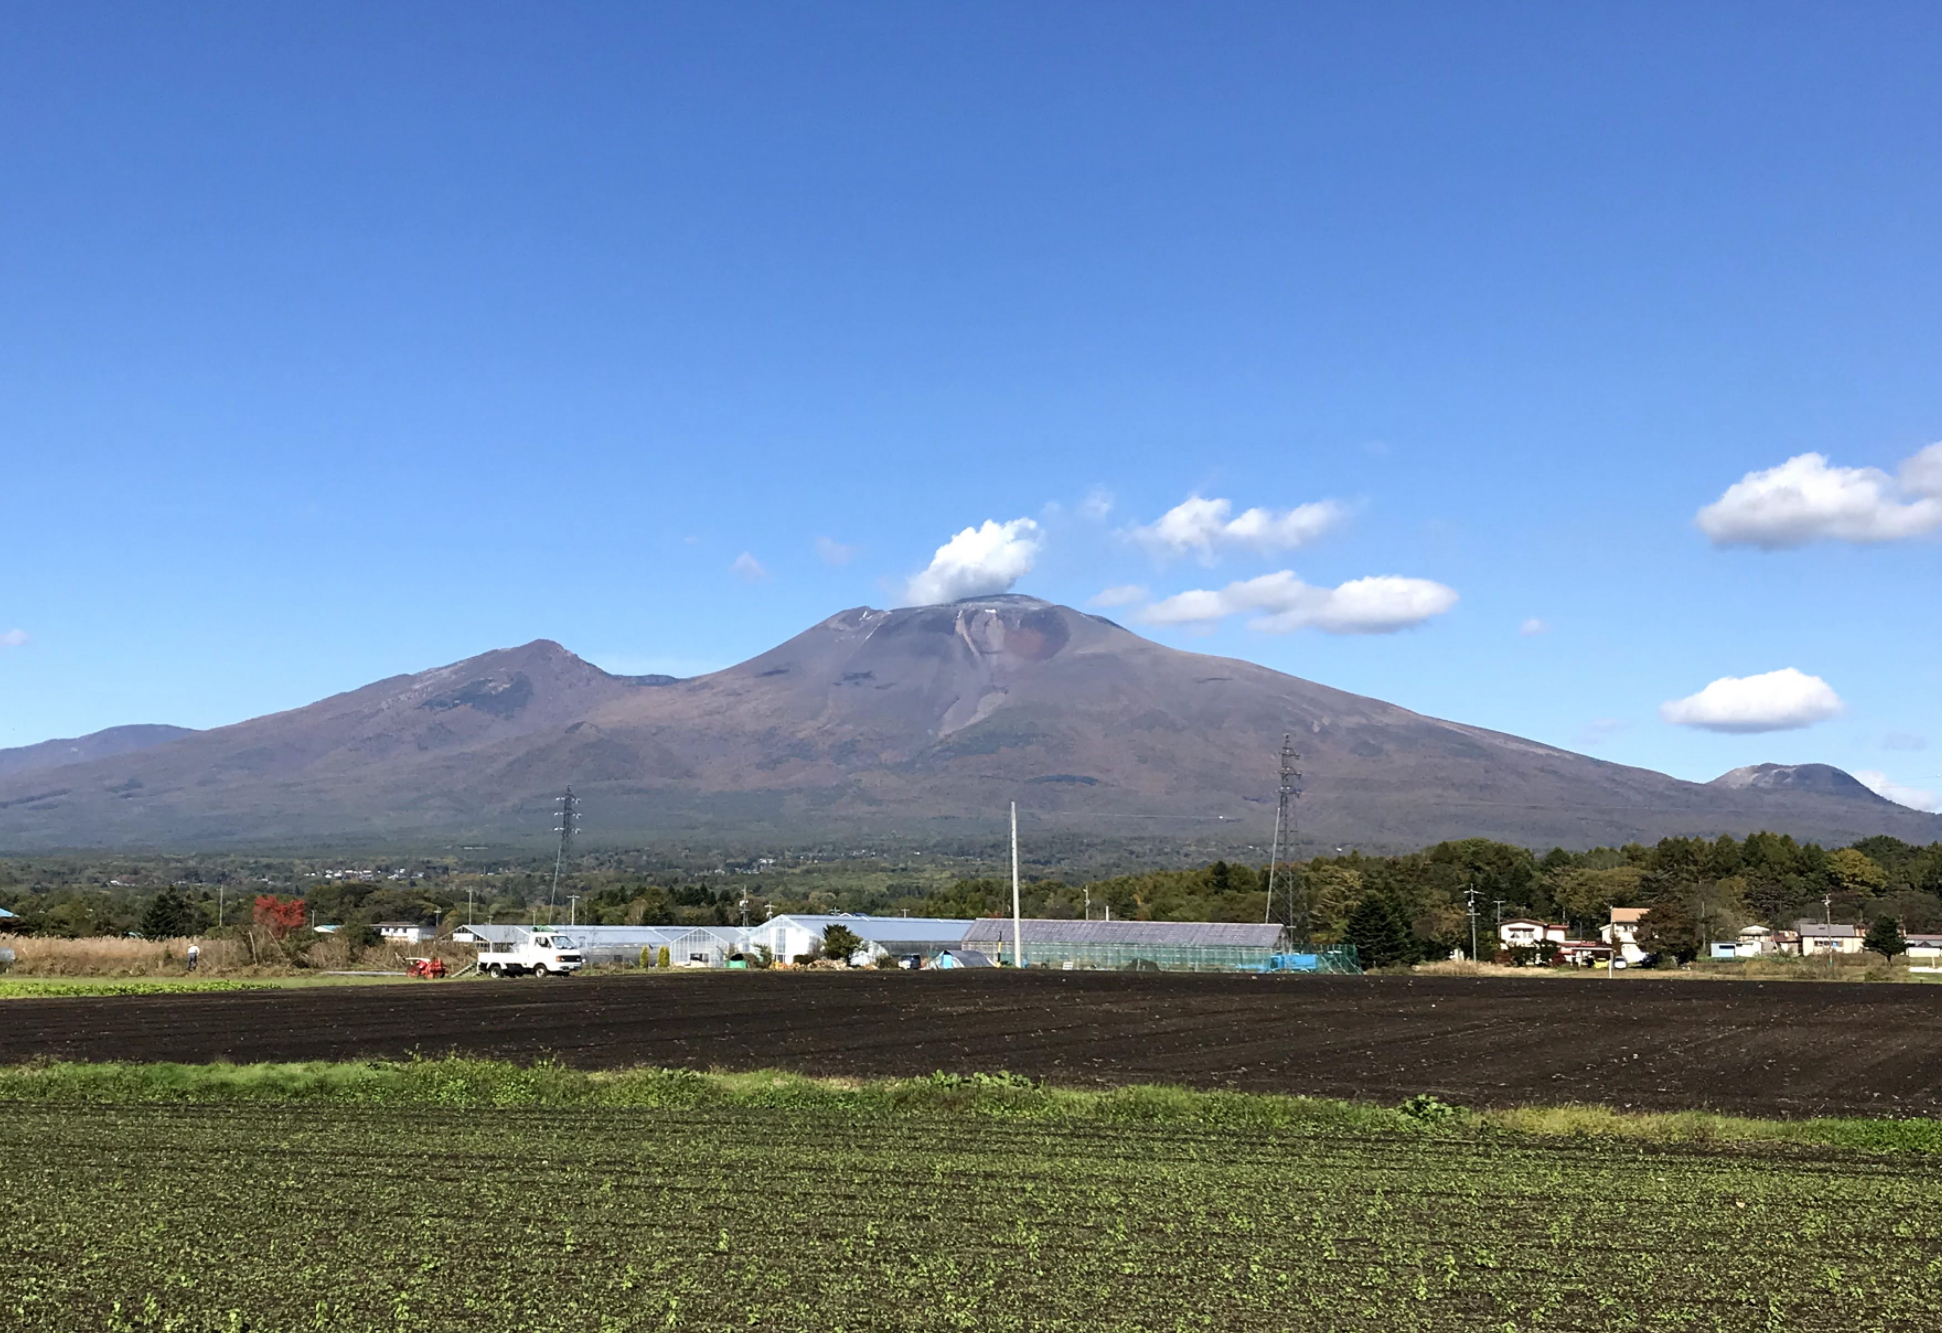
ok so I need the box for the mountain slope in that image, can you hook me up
[0,598,1934,851]
[0,725,198,780]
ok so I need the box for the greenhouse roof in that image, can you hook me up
[963,918,1286,948]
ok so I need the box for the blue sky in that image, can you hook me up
[4,3,1939,808]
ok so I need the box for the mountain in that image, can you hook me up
[0,597,1935,852]
[0,725,199,780]
[1709,763,1890,801]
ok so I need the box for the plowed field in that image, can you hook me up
[4,970,1938,1117]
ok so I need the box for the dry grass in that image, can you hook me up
[1410,959,1554,979]
[2,933,479,978]
[5,935,267,977]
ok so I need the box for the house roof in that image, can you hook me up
[1609,908,1651,924]
[0,907,18,920]
[1797,922,1861,938]
[374,921,432,930]
[1499,918,1557,928]
[962,918,1285,948]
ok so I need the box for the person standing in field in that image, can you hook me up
[185,943,200,973]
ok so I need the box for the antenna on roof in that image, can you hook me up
[550,786,578,925]
[1262,735,1303,937]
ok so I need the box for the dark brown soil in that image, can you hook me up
[5,971,1939,1118]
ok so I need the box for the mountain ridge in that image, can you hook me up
[0,598,1934,852]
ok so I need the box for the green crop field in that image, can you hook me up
[4,1063,1939,1332]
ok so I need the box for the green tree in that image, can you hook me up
[820,923,865,963]
[139,889,195,940]
[1863,916,1907,959]
[1827,848,1888,898]
[1344,895,1413,969]
[1302,865,1363,943]
[1636,897,1702,965]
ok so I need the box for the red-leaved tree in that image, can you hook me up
[253,895,308,940]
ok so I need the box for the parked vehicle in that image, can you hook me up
[478,932,585,978]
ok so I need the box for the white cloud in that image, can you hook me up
[1079,487,1115,521]
[0,629,26,648]
[1854,771,1942,813]
[1142,571,1457,635]
[1659,668,1844,733]
[1882,731,1928,752]
[1090,584,1148,608]
[902,518,1041,606]
[815,537,860,567]
[1577,718,1627,746]
[1696,444,1942,548]
[1130,494,1346,563]
[1519,618,1549,636]
[731,552,769,582]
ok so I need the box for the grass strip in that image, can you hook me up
[0,1055,1937,1154]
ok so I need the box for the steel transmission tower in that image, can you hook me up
[549,786,578,923]
[1261,734,1304,937]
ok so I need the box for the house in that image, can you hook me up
[1498,919,1568,949]
[1794,921,1863,955]
[375,922,437,944]
[1599,908,1651,965]
[1736,925,1775,956]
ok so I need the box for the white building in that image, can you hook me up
[745,915,972,966]
[1498,919,1568,949]
[1599,907,1650,965]
[375,921,437,944]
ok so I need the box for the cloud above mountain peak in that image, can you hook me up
[903,518,1042,605]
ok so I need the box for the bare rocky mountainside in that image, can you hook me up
[0,597,1934,851]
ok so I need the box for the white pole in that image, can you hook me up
[1011,801,1023,969]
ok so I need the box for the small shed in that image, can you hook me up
[375,922,437,944]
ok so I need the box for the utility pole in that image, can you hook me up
[1824,891,1834,973]
[550,786,578,924]
[1011,801,1023,969]
[1605,905,1615,978]
[1083,886,1091,921]
[1261,734,1303,936]
[1464,886,1480,961]
[568,894,580,928]
[466,887,475,927]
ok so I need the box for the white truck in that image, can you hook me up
[477,931,586,978]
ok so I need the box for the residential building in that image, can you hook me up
[1599,907,1651,965]
[1795,921,1864,955]
[1498,919,1568,949]
[375,921,437,944]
